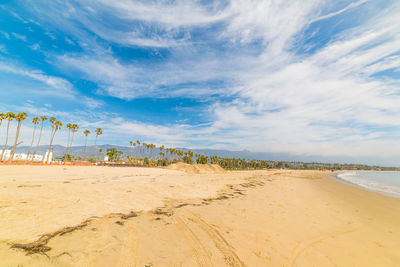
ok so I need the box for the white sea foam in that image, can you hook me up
[337,172,400,198]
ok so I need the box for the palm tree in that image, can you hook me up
[130,141,133,156]
[93,128,103,158]
[48,117,56,141]
[0,113,5,146]
[9,112,28,161]
[144,143,149,157]
[0,113,5,131]
[68,124,79,156]
[158,145,164,160]
[44,117,56,162]
[150,144,156,160]
[136,140,141,157]
[32,116,47,160]
[27,117,40,160]
[1,112,15,161]
[83,129,90,154]
[46,120,62,164]
[65,123,72,156]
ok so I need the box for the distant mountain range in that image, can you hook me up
[6,144,398,167]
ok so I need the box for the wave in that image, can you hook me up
[337,172,400,198]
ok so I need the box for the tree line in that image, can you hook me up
[0,112,102,163]
[1,111,396,171]
[106,142,396,171]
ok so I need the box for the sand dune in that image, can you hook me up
[1,166,400,266]
[165,162,226,174]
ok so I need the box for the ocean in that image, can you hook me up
[336,171,400,198]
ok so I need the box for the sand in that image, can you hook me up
[165,162,226,174]
[0,166,400,266]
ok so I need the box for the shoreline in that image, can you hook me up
[1,166,400,266]
[331,171,400,199]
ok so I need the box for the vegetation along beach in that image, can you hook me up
[2,0,400,266]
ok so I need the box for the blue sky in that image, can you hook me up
[1,0,400,162]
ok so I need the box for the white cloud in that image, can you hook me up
[11,32,27,42]
[206,2,400,156]
[223,0,320,55]
[6,0,400,161]
[0,45,6,54]
[0,62,103,109]
[310,0,369,23]
[0,30,10,39]
[55,50,234,100]
[0,63,74,96]
[65,37,75,46]
[81,96,104,109]
[30,43,40,50]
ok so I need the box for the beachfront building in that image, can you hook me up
[27,154,44,162]
[0,150,43,161]
[0,149,11,161]
[13,153,28,160]
[43,150,53,163]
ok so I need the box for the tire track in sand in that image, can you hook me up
[185,211,246,267]
[290,228,357,267]
[174,215,214,267]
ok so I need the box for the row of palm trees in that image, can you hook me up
[0,112,103,163]
[1,112,383,170]
[1,111,250,167]
[126,141,215,167]
[0,112,29,161]
[125,141,270,168]
[127,140,193,164]
[0,111,255,167]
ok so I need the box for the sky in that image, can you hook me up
[1,0,400,164]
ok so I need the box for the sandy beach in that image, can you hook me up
[1,165,400,266]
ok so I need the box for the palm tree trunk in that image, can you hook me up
[45,127,55,164]
[65,129,71,156]
[32,122,44,161]
[27,124,37,160]
[46,129,56,164]
[0,120,2,156]
[1,121,11,161]
[84,136,88,154]
[9,122,22,161]
[69,132,75,157]
[93,135,98,159]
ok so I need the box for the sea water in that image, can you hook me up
[336,171,400,198]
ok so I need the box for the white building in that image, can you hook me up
[43,150,53,163]
[13,153,28,160]
[0,150,28,161]
[0,149,46,162]
[0,149,11,161]
[27,154,44,162]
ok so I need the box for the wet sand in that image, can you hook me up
[0,166,399,266]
